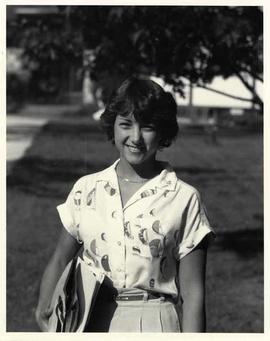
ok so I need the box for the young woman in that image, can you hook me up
[35,77,214,332]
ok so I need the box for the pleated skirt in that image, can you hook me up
[109,298,181,332]
[86,287,181,332]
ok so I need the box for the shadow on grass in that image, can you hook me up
[174,166,227,175]
[7,125,44,141]
[7,119,104,141]
[7,156,110,198]
[42,120,104,136]
[213,226,263,259]
[7,117,112,198]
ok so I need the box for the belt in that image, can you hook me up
[115,292,167,302]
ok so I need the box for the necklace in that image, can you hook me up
[117,174,150,183]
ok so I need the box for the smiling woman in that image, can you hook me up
[35,76,215,333]
[114,114,160,167]
[101,77,178,149]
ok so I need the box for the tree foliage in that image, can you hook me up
[7,6,263,109]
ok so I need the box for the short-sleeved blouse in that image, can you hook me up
[57,159,214,299]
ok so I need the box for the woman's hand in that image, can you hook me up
[35,228,81,331]
[35,305,53,332]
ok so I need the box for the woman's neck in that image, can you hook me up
[117,158,161,181]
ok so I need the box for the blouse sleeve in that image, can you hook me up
[56,179,83,242]
[177,191,215,260]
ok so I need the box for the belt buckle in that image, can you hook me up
[116,293,145,301]
[117,295,130,301]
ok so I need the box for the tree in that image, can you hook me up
[8,6,263,110]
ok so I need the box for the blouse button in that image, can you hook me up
[112,210,117,219]
[117,241,121,246]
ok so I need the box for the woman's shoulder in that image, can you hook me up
[71,172,99,188]
[71,164,115,190]
[163,162,201,200]
[72,173,95,187]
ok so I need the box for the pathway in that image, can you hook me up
[6,104,81,174]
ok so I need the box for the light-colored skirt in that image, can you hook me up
[109,297,181,332]
[87,288,181,332]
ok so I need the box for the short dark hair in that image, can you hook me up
[100,76,179,148]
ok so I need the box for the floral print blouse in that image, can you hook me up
[57,159,214,298]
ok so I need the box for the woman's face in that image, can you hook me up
[114,113,160,166]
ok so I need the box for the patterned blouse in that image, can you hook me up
[57,159,214,298]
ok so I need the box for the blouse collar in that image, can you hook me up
[95,159,178,192]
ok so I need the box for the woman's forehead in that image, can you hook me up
[117,113,136,121]
[116,111,155,125]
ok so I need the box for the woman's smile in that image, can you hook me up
[114,114,160,166]
[125,143,145,153]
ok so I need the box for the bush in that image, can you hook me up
[7,73,27,112]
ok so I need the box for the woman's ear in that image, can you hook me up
[159,137,172,149]
[158,139,164,151]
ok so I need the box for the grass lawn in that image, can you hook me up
[7,110,263,332]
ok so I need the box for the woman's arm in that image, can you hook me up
[179,238,208,332]
[35,228,81,331]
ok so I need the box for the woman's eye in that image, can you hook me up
[119,123,131,127]
[142,125,155,131]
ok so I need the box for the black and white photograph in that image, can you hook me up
[4,2,265,335]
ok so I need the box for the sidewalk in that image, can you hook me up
[6,104,81,174]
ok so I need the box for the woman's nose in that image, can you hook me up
[131,125,142,143]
